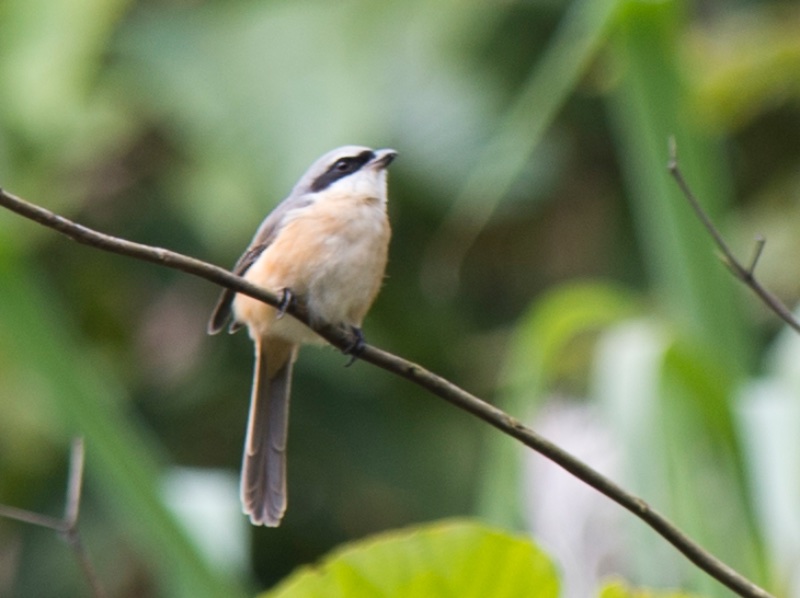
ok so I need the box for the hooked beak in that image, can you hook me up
[370,149,398,170]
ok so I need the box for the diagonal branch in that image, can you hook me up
[0,437,107,598]
[0,187,774,598]
[668,137,800,333]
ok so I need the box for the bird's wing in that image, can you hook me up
[206,194,313,334]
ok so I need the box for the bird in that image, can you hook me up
[207,145,396,526]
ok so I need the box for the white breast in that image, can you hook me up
[304,200,389,327]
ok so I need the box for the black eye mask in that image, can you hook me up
[310,150,375,192]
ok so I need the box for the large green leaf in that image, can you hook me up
[263,520,559,598]
[599,579,703,598]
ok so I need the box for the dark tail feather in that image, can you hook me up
[241,339,295,526]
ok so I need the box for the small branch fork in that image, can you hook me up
[0,438,107,598]
[0,187,774,598]
[668,137,800,333]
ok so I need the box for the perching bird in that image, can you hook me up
[207,146,396,526]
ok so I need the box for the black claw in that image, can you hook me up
[276,288,295,320]
[343,326,365,367]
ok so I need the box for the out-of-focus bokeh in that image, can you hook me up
[1,0,800,597]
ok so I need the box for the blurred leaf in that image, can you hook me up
[263,519,559,598]
[661,341,739,447]
[505,281,639,399]
[738,314,800,598]
[0,0,131,172]
[687,7,800,131]
[659,347,764,595]
[591,320,684,584]
[591,318,765,595]
[421,0,624,298]
[737,381,800,596]
[478,281,637,529]
[764,305,800,391]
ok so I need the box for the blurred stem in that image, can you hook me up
[421,0,623,300]
[0,255,245,598]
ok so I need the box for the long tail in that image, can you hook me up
[241,337,297,526]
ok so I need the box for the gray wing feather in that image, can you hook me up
[206,194,313,334]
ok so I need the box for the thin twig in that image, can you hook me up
[667,138,800,333]
[747,236,766,277]
[0,438,107,598]
[0,505,64,530]
[64,437,85,527]
[0,187,774,598]
[60,438,107,598]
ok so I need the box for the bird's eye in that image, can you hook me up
[333,158,352,172]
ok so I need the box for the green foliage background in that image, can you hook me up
[1,0,800,596]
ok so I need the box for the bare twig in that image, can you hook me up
[747,236,766,277]
[667,138,800,333]
[0,187,774,598]
[65,437,85,527]
[0,505,63,530]
[0,437,107,598]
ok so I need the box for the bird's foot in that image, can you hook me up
[343,326,366,367]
